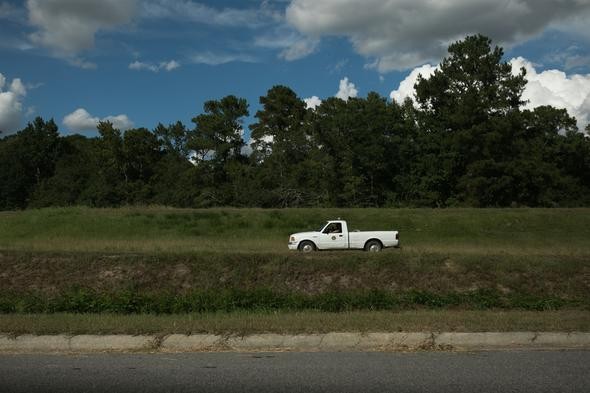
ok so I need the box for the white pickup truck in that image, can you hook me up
[288,220,399,252]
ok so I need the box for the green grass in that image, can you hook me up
[1,206,589,255]
[0,207,588,316]
[0,287,582,314]
[1,310,588,335]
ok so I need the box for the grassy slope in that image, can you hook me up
[0,207,588,314]
[1,206,590,255]
[1,251,588,299]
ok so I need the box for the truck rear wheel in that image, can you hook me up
[298,241,316,253]
[365,240,382,252]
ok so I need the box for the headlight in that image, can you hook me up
[290,236,295,242]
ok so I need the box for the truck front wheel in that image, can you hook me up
[365,240,382,252]
[298,241,316,253]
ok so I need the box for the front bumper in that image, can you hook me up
[288,243,298,251]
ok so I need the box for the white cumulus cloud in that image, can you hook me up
[0,73,27,135]
[305,78,362,109]
[286,0,590,72]
[512,57,590,131]
[389,64,438,104]
[8,78,26,97]
[304,96,322,109]
[63,108,134,132]
[129,59,180,72]
[389,58,590,131]
[335,77,358,101]
[27,0,137,65]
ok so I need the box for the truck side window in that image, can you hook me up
[323,223,342,234]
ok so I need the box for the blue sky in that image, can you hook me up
[1,0,590,139]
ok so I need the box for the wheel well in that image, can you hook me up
[364,239,383,249]
[298,240,317,250]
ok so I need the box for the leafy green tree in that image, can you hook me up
[123,128,160,182]
[81,121,126,206]
[190,95,249,165]
[2,34,590,210]
[121,128,161,203]
[250,86,308,163]
[0,135,29,209]
[250,86,314,206]
[29,135,96,207]
[352,92,398,205]
[413,34,529,206]
[151,155,199,207]
[151,121,198,206]
[416,34,526,131]
[188,95,249,206]
[97,121,124,176]
[154,121,190,158]
[0,117,61,208]
[307,96,348,205]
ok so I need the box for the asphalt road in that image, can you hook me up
[0,351,589,393]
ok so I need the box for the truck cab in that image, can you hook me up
[288,220,399,252]
[315,220,349,250]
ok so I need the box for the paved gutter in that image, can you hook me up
[1,332,590,353]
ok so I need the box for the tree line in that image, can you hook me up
[1,35,589,210]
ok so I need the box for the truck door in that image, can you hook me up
[318,222,348,250]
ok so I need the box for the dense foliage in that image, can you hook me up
[1,35,589,209]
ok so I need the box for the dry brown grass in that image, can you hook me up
[0,310,588,335]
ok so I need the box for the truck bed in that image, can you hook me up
[348,231,399,249]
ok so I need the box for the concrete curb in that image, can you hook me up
[1,332,589,353]
[0,334,156,353]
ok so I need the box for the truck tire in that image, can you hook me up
[365,240,382,252]
[298,241,316,253]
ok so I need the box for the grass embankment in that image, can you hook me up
[0,250,588,313]
[0,207,588,327]
[1,206,590,255]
